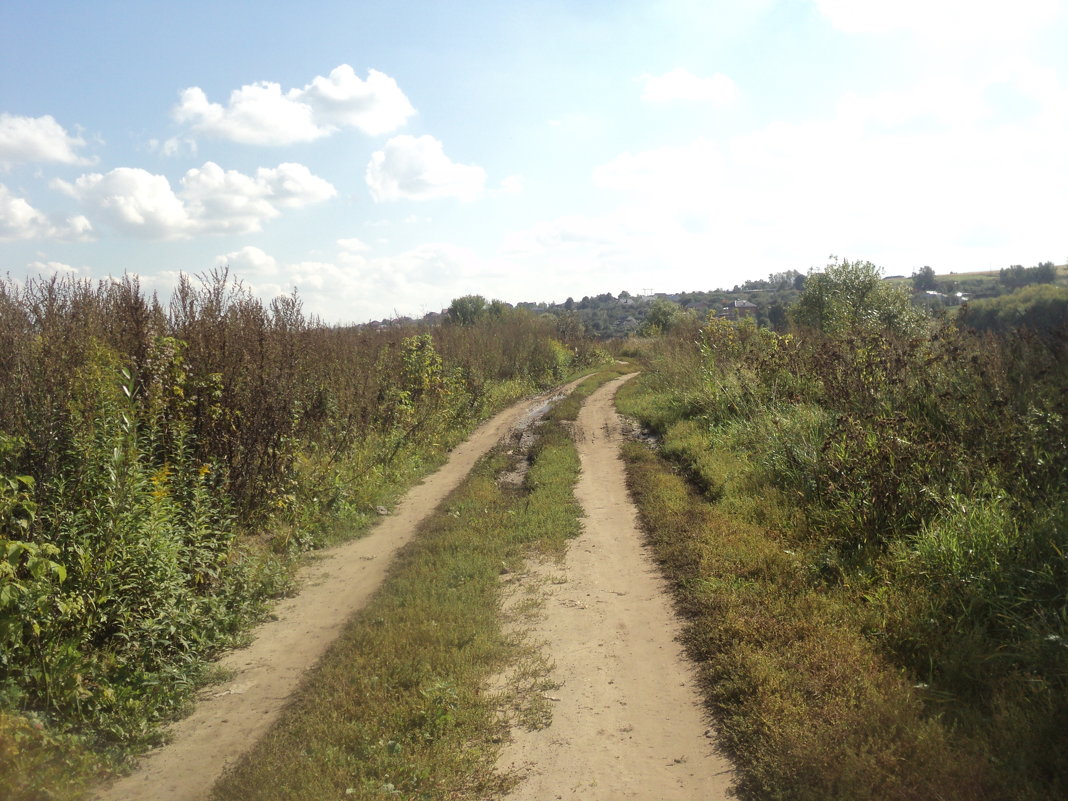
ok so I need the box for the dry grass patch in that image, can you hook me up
[619,431,989,801]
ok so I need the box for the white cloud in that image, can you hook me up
[55,168,192,239]
[575,64,1068,284]
[256,162,338,207]
[593,139,727,215]
[180,161,336,234]
[337,237,370,253]
[0,184,54,239]
[173,65,415,145]
[641,68,739,105]
[148,136,198,157]
[814,0,1061,43]
[0,113,92,168]
[298,66,416,135]
[216,245,280,277]
[173,85,323,146]
[212,242,484,322]
[180,161,281,233]
[493,54,1068,302]
[366,135,485,202]
[55,161,335,239]
[497,209,703,300]
[499,175,524,194]
[0,183,93,241]
[376,242,480,284]
[27,260,82,276]
[836,78,987,128]
[502,214,625,255]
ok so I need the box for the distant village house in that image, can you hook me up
[719,299,758,320]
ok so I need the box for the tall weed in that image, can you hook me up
[625,305,1068,797]
[0,270,602,794]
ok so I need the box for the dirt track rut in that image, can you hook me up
[497,374,735,800]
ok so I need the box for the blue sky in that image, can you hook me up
[2,0,1066,323]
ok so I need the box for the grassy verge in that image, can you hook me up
[276,375,544,553]
[210,392,590,800]
[615,374,987,801]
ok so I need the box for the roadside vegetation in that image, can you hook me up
[617,257,1068,800]
[0,272,607,800]
[211,366,633,801]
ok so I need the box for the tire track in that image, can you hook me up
[498,374,735,800]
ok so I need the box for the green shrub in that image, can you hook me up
[622,270,1068,796]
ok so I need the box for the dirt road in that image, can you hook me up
[497,375,735,800]
[96,381,585,801]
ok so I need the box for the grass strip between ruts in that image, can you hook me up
[545,359,636,423]
[209,391,593,800]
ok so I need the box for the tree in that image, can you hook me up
[555,311,585,341]
[1000,262,1056,290]
[638,298,683,336]
[446,294,487,326]
[912,266,937,292]
[792,258,925,337]
[768,269,804,290]
[1034,261,1057,283]
[768,302,788,332]
[487,298,512,318]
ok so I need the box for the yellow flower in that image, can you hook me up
[150,464,172,499]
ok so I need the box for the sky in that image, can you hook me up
[1,0,1066,324]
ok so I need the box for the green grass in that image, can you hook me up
[210,393,589,800]
[276,375,544,553]
[615,374,989,801]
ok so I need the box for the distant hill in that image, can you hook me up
[371,262,1067,336]
[512,262,1064,336]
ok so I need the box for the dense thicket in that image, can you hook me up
[960,283,1068,339]
[0,271,604,792]
[999,261,1058,290]
[629,260,1068,798]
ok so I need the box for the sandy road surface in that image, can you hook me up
[498,375,735,800]
[96,380,586,801]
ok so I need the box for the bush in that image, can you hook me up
[791,257,926,338]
